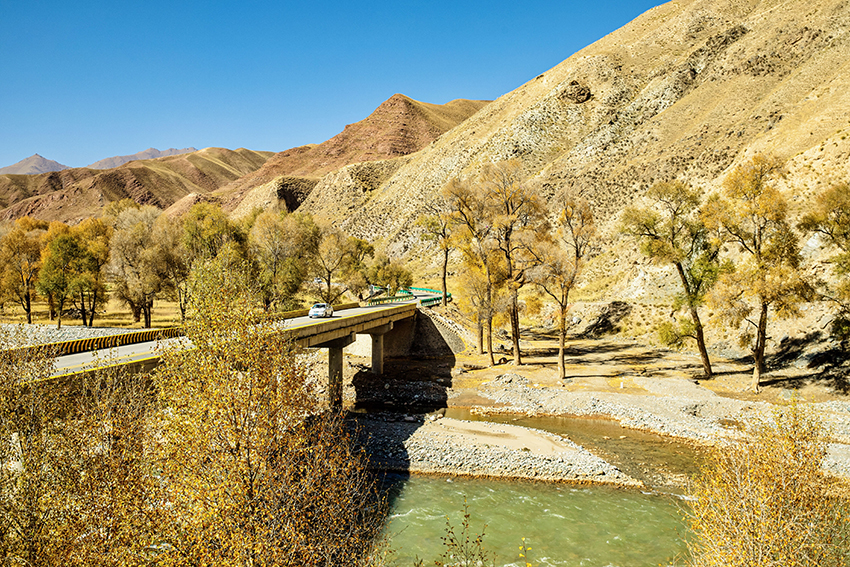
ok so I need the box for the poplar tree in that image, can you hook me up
[621,181,720,379]
[702,155,811,392]
[483,160,546,365]
[443,175,500,366]
[416,199,454,307]
[0,217,47,324]
[798,182,850,338]
[530,193,595,380]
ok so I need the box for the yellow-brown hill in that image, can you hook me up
[0,148,273,224]
[293,0,850,259]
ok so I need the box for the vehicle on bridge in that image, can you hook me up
[308,303,334,318]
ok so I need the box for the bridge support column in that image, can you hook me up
[365,322,393,375]
[320,332,355,410]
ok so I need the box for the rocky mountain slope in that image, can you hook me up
[0,154,69,175]
[294,0,849,258]
[87,147,197,169]
[0,147,272,223]
[218,94,489,214]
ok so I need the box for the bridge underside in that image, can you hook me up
[296,305,415,409]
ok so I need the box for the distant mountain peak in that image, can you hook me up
[0,154,69,175]
[87,147,197,169]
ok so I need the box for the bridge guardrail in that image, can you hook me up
[6,302,365,359]
[364,295,416,306]
[408,287,452,307]
[5,327,186,360]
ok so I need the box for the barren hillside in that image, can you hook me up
[0,154,69,175]
[218,94,490,212]
[0,147,273,223]
[297,0,849,256]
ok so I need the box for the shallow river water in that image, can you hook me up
[382,475,688,566]
[381,411,699,566]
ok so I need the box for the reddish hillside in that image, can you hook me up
[217,94,489,209]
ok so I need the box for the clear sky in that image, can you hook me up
[0,0,662,169]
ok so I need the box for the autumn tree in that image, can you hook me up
[367,254,413,296]
[311,225,374,304]
[0,329,63,565]
[483,160,546,365]
[0,328,163,566]
[152,214,193,324]
[69,218,112,326]
[702,155,811,392]
[621,181,721,379]
[798,182,850,338]
[182,201,245,260]
[686,403,850,566]
[152,256,385,566]
[0,217,47,323]
[249,210,320,311]
[38,227,85,330]
[109,206,165,327]
[58,367,161,566]
[529,193,595,380]
[443,175,501,366]
[416,200,455,306]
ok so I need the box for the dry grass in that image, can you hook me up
[0,297,182,329]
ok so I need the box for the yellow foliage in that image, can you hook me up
[686,403,850,567]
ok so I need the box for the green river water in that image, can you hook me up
[381,411,700,566]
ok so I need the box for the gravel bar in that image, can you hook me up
[353,414,642,487]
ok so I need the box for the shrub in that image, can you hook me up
[686,403,850,567]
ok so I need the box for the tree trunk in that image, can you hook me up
[675,262,713,379]
[441,249,449,308]
[558,305,567,380]
[510,290,522,365]
[486,316,495,367]
[131,302,141,324]
[25,289,32,324]
[476,318,484,355]
[79,291,88,327]
[143,300,153,328]
[48,294,55,321]
[691,307,712,379]
[752,302,769,393]
[88,291,96,327]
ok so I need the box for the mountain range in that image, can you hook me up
[2,0,848,262]
[86,147,198,169]
[0,155,69,175]
[291,0,849,259]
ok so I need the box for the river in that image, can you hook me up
[380,410,700,566]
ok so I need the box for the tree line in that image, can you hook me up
[0,258,387,566]
[0,201,412,329]
[420,155,850,393]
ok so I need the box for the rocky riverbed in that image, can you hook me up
[353,412,642,487]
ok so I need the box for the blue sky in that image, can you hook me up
[0,0,662,168]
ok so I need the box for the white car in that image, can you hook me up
[308,303,334,318]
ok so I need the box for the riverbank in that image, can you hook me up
[353,413,643,487]
[340,335,850,487]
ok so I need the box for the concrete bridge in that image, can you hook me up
[285,302,418,407]
[50,298,427,409]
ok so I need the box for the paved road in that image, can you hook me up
[51,295,429,376]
